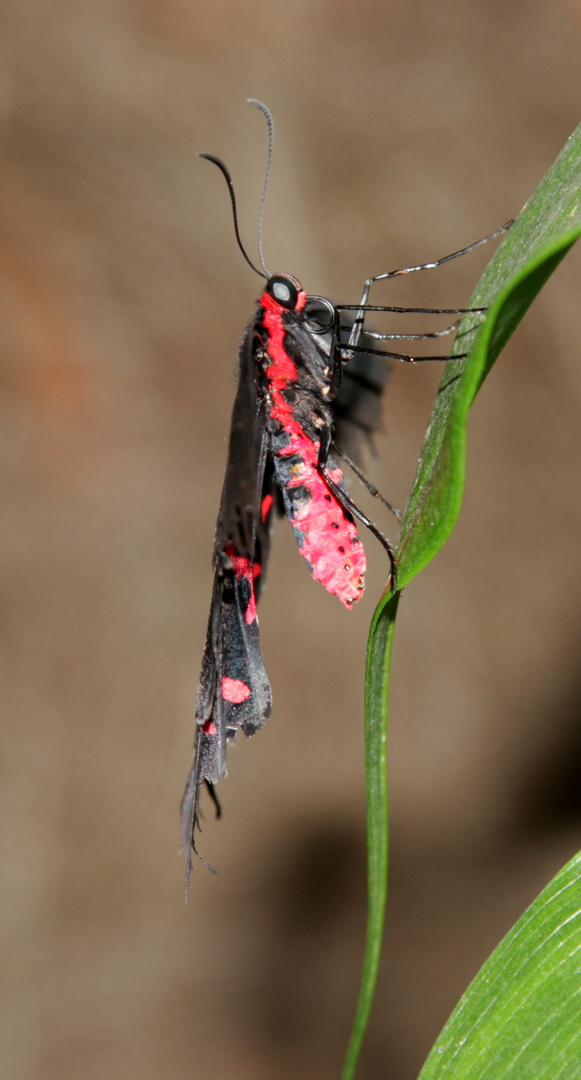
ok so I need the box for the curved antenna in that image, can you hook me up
[246,98,273,277]
[197,152,267,280]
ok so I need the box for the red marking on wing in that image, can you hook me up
[225,543,257,625]
[222,677,251,703]
[261,493,274,521]
[261,294,366,608]
[202,720,217,735]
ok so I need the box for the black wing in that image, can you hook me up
[181,319,274,868]
[213,327,270,555]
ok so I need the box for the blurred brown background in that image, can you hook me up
[1,2,581,1078]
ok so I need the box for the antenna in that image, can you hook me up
[197,98,276,281]
[246,98,273,277]
[197,152,266,279]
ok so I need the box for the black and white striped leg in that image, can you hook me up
[341,221,513,354]
[333,442,402,521]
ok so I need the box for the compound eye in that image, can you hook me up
[266,275,299,310]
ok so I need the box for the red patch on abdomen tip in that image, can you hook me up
[222,677,251,704]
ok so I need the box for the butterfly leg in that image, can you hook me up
[332,441,402,521]
[335,221,512,362]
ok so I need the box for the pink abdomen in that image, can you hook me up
[270,425,366,608]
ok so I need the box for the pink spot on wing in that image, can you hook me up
[244,589,257,624]
[222,677,251,704]
[225,544,258,624]
[202,720,217,735]
[261,494,274,521]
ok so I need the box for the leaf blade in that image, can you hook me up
[418,852,581,1080]
[396,123,581,588]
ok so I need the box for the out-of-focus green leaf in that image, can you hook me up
[419,852,581,1079]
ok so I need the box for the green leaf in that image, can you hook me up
[342,124,581,1080]
[418,852,581,1079]
[396,122,581,587]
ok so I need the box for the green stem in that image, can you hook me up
[341,589,400,1080]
